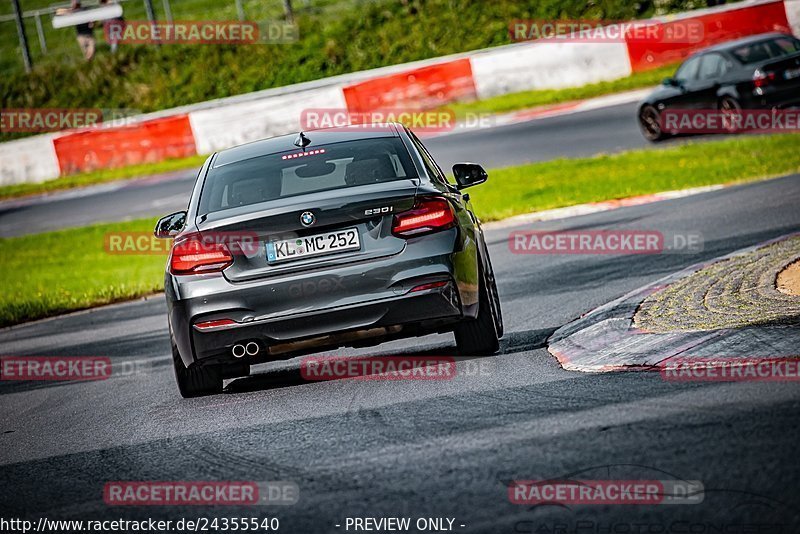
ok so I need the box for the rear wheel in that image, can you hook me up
[483,251,504,338]
[638,105,667,142]
[171,337,223,398]
[719,96,742,133]
[454,265,500,355]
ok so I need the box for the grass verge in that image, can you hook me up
[2,133,798,327]
[0,218,164,327]
[471,133,800,221]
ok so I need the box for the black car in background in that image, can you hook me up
[638,32,800,141]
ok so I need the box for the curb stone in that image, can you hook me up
[547,232,800,372]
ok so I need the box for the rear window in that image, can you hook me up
[730,36,800,64]
[199,137,418,215]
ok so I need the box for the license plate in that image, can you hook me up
[785,67,800,80]
[266,228,360,263]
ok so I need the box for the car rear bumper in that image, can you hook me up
[744,85,800,109]
[185,281,463,366]
[166,227,480,367]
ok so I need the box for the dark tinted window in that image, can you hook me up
[199,137,418,215]
[731,36,800,64]
[675,56,701,82]
[774,36,800,54]
[698,53,725,79]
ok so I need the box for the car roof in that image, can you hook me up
[699,32,795,55]
[213,122,402,168]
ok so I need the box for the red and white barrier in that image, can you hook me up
[471,41,631,100]
[1,0,797,186]
[0,134,61,186]
[53,115,197,175]
[188,86,346,155]
[626,0,793,72]
[789,0,800,31]
[342,59,477,113]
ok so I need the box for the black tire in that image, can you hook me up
[638,104,668,142]
[171,338,223,398]
[483,250,504,339]
[454,265,500,355]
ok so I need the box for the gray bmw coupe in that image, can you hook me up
[155,123,502,397]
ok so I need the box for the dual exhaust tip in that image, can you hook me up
[232,342,260,358]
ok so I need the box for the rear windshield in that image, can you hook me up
[730,36,800,64]
[199,137,418,215]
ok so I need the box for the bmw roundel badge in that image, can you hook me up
[300,211,316,227]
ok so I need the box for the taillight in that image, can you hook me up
[170,236,233,275]
[392,197,456,237]
[753,69,776,88]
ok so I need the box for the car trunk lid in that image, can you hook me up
[196,179,418,282]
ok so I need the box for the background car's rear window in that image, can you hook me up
[731,36,800,64]
[199,137,418,215]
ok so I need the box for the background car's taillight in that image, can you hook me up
[170,236,233,275]
[392,197,456,237]
[753,69,776,88]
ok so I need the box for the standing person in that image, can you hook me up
[99,0,125,53]
[72,1,96,60]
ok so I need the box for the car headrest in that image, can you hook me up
[344,155,396,186]
[228,177,281,207]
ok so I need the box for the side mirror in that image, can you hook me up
[154,211,187,239]
[452,163,488,189]
[663,77,680,87]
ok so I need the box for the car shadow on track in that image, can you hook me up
[223,326,559,395]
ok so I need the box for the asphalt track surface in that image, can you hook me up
[0,101,662,238]
[2,173,800,531]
